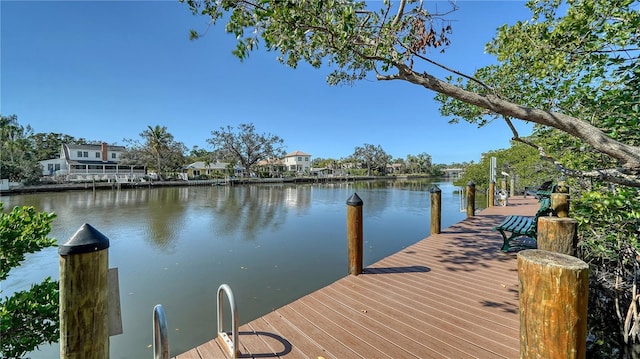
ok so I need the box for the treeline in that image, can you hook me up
[1,116,455,183]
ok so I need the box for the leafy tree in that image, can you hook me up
[28,132,78,161]
[352,143,391,176]
[430,163,445,177]
[207,123,285,176]
[182,0,640,187]
[123,125,187,180]
[186,145,213,163]
[454,141,557,191]
[437,0,640,187]
[405,152,432,174]
[312,157,339,169]
[1,115,21,164]
[0,114,42,184]
[0,203,59,358]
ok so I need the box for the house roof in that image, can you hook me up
[257,158,284,166]
[64,143,126,151]
[183,161,231,170]
[284,150,311,157]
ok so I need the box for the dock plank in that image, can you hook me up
[175,196,538,358]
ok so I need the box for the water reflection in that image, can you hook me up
[204,185,296,240]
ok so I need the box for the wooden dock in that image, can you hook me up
[176,196,539,358]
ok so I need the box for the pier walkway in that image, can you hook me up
[176,196,539,358]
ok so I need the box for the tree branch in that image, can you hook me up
[509,136,640,187]
[399,44,495,92]
[379,64,640,173]
[390,0,406,28]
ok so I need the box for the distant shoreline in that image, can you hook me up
[0,175,440,196]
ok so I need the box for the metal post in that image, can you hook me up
[510,177,515,197]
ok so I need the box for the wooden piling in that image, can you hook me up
[59,223,110,359]
[430,185,441,234]
[346,193,363,276]
[466,181,476,218]
[537,217,578,255]
[518,250,588,359]
[551,193,570,218]
[488,181,495,207]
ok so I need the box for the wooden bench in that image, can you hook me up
[494,197,552,252]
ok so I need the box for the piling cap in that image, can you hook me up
[59,223,110,256]
[346,192,363,206]
[430,185,441,193]
[467,181,476,187]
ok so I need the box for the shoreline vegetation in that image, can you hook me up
[0,175,442,195]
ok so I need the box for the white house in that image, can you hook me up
[283,151,312,173]
[39,143,146,181]
[182,161,243,179]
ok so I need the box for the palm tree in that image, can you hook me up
[141,125,171,180]
[0,114,21,164]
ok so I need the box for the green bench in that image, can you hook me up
[494,197,552,252]
[535,183,557,202]
[524,180,554,200]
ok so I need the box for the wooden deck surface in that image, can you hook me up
[176,196,539,358]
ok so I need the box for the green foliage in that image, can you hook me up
[573,187,640,261]
[182,0,454,84]
[28,132,79,161]
[0,203,57,280]
[352,143,392,176]
[122,125,187,180]
[0,278,59,358]
[404,152,433,175]
[454,140,557,190]
[572,187,640,358]
[438,0,640,180]
[0,114,43,184]
[0,203,59,358]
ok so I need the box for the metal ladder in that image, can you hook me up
[217,284,239,358]
[153,304,169,359]
[151,284,239,359]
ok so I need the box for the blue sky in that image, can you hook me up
[2,1,534,164]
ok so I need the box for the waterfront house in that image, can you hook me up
[444,168,465,178]
[39,143,146,181]
[283,151,312,174]
[256,158,286,177]
[182,161,243,179]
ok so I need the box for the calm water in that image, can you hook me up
[2,179,469,358]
